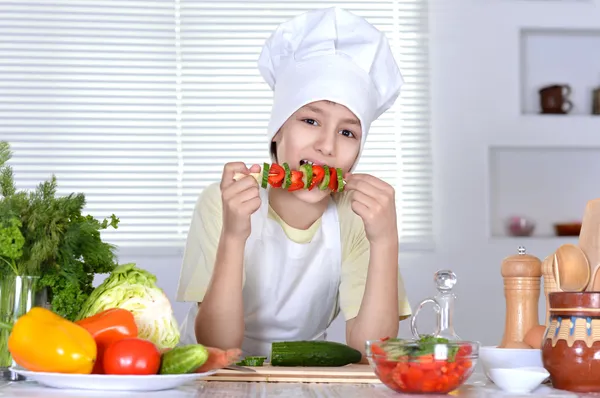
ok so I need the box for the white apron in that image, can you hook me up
[179,188,342,358]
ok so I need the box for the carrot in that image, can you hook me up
[194,347,242,373]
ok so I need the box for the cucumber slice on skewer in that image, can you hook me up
[261,162,270,189]
[282,163,292,189]
[336,168,345,192]
[318,166,331,190]
[299,163,313,189]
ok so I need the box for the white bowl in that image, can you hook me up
[479,346,543,380]
[489,367,549,394]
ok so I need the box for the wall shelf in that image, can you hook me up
[489,236,578,243]
[487,146,600,238]
[520,27,600,116]
[489,115,600,147]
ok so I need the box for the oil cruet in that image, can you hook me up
[411,269,461,340]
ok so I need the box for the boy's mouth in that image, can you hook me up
[299,159,325,167]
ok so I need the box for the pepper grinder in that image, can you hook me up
[411,270,461,340]
[499,246,542,348]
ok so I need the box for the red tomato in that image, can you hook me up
[268,163,285,187]
[328,167,338,191]
[456,344,473,358]
[308,165,325,190]
[288,170,304,191]
[103,338,161,375]
[375,354,472,394]
[370,343,386,356]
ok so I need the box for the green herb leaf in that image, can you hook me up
[0,140,120,321]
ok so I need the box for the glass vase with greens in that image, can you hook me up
[0,141,120,370]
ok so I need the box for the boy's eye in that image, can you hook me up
[339,130,355,138]
[303,119,318,126]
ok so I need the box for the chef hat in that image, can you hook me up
[257,7,404,167]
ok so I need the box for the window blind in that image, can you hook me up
[0,1,179,247]
[1,0,433,251]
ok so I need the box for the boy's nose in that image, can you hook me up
[315,130,335,156]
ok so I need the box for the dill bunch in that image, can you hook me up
[0,141,120,321]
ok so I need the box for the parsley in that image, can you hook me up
[0,141,120,321]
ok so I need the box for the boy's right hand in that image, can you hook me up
[220,162,262,241]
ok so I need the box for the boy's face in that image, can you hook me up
[272,100,362,203]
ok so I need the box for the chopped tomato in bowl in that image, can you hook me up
[365,336,479,394]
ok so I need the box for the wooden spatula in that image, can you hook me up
[579,199,600,291]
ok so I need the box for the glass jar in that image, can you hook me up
[0,275,46,381]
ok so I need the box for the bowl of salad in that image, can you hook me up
[365,336,479,394]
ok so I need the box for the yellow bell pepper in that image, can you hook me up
[7,307,97,374]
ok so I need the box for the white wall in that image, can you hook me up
[103,0,600,350]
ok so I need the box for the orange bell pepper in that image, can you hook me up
[5,307,97,374]
[75,308,138,374]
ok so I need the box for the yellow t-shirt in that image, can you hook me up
[176,182,412,322]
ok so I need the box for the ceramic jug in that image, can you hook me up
[542,292,600,393]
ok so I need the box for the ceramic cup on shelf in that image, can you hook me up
[539,84,573,114]
[506,216,535,237]
[592,87,600,115]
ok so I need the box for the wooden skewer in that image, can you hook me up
[231,170,347,190]
[233,172,260,182]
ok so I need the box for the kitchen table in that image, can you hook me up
[0,372,582,397]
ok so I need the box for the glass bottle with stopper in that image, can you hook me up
[411,269,461,340]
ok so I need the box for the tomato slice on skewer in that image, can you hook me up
[268,163,285,188]
[288,170,304,191]
[328,167,338,191]
[309,165,325,190]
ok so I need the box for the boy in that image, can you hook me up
[177,7,412,358]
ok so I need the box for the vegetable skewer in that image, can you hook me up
[233,162,345,192]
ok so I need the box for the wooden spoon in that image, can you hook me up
[553,244,590,292]
[587,263,600,291]
[541,253,560,326]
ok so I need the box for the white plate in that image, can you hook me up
[8,367,217,392]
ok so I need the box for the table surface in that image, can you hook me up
[0,371,583,398]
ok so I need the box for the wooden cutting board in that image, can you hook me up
[201,363,381,384]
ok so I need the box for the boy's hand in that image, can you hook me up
[344,173,398,245]
[220,162,262,241]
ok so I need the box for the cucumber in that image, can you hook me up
[159,344,209,375]
[299,163,313,189]
[270,340,362,367]
[282,163,292,189]
[318,166,331,190]
[237,356,266,366]
[262,162,270,189]
[336,167,344,192]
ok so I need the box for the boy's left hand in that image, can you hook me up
[344,173,398,245]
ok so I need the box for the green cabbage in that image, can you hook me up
[75,263,180,350]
